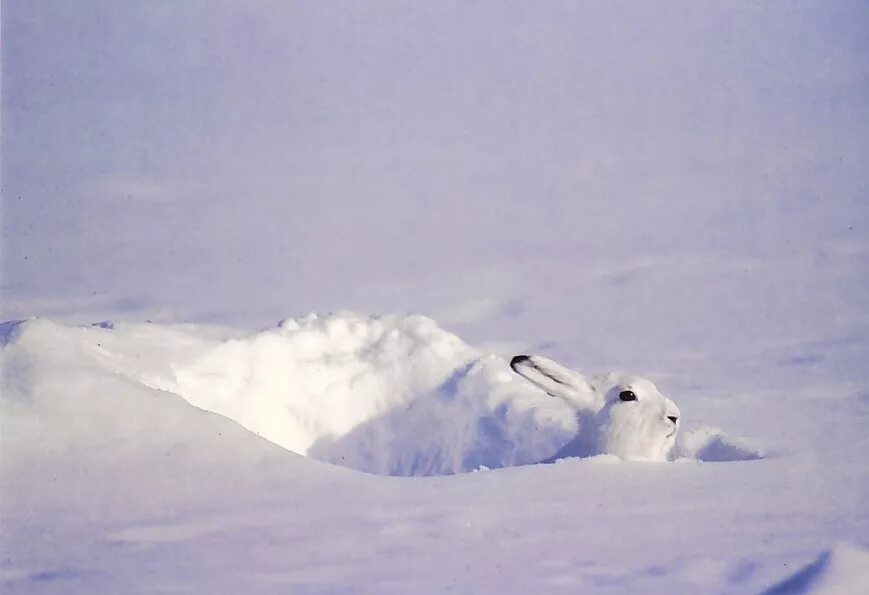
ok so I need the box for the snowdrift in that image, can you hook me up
[4,314,865,595]
[1,313,758,476]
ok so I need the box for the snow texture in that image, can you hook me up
[763,545,869,595]
[3,314,867,594]
[3,1,868,593]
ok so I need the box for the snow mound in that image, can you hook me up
[1,313,760,476]
[763,544,869,595]
[156,312,582,475]
[0,316,329,502]
[675,427,764,462]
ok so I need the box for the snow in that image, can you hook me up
[2,314,868,593]
[763,545,869,595]
[3,1,869,593]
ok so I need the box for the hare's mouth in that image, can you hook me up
[666,430,677,438]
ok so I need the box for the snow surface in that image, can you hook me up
[3,1,868,593]
[763,545,869,595]
[2,314,867,593]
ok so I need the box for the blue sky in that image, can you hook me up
[2,2,867,368]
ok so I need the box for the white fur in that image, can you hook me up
[510,356,680,461]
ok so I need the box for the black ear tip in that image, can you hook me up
[510,355,531,370]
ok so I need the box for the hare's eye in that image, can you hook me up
[619,390,637,402]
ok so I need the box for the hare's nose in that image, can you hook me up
[667,415,679,425]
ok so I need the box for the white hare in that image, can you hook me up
[510,354,681,462]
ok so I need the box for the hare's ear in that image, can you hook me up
[510,355,599,410]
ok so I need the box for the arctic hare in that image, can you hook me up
[510,355,680,462]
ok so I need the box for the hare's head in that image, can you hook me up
[589,373,680,461]
[510,355,680,461]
